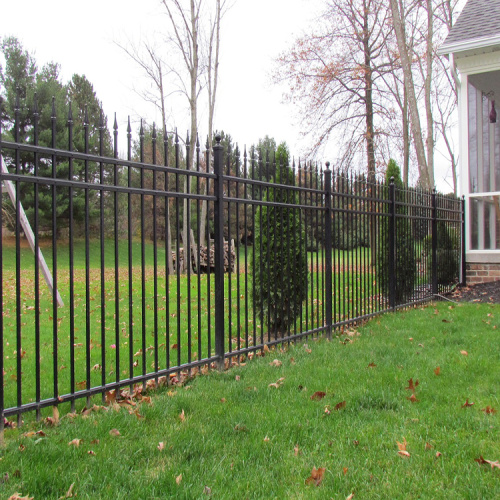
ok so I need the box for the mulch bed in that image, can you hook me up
[447,280,500,304]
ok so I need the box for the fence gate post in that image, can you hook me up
[431,188,438,296]
[461,196,467,286]
[388,178,396,310]
[213,135,225,370]
[324,165,333,338]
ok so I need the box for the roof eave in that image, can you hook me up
[438,34,500,56]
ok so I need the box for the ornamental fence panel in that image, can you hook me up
[0,98,464,428]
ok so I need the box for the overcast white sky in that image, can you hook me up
[1,0,322,155]
[1,0,456,190]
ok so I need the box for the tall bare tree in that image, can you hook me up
[117,38,175,273]
[161,0,227,255]
[389,0,433,189]
[388,0,462,190]
[275,0,393,181]
[161,0,202,261]
[200,0,225,247]
[275,0,393,263]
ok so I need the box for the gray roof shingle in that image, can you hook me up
[443,0,500,47]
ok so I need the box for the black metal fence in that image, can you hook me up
[0,100,465,428]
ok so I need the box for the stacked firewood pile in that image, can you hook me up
[172,239,235,273]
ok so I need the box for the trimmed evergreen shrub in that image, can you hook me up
[423,222,459,285]
[377,159,416,304]
[251,143,308,334]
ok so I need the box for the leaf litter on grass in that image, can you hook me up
[2,302,500,498]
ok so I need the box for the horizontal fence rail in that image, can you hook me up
[0,99,464,428]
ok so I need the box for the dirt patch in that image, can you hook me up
[447,281,500,304]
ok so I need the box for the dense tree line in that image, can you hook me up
[0,36,113,235]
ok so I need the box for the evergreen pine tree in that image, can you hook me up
[377,159,416,304]
[251,143,308,334]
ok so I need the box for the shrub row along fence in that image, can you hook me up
[0,99,464,428]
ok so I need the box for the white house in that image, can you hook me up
[439,0,500,283]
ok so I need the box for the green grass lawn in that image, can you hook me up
[1,301,499,499]
[1,239,333,410]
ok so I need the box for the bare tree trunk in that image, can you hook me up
[403,85,410,186]
[116,39,176,274]
[390,0,432,189]
[200,0,223,247]
[162,0,200,273]
[362,1,377,265]
[424,0,435,187]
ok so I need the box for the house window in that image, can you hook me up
[468,82,500,250]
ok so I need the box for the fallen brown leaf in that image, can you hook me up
[65,482,75,498]
[405,378,419,392]
[434,366,441,376]
[481,406,497,414]
[334,401,346,411]
[68,439,82,447]
[346,494,355,500]
[109,428,121,437]
[176,473,183,485]
[310,391,326,401]
[398,450,411,458]
[157,442,165,451]
[397,438,408,451]
[8,494,33,500]
[367,362,377,368]
[294,444,300,456]
[269,359,282,367]
[475,456,500,469]
[436,451,442,458]
[460,350,468,356]
[305,466,326,486]
[462,399,474,408]
[407,393,419,403]
[425,442,433,450]
[105,390,116,404]
[179,409,186,422]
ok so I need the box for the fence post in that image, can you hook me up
[388,177,396,310]
[461,195,467,286]
[324,164,332,339]
[213,135,225,370]
[431,188,438,295]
